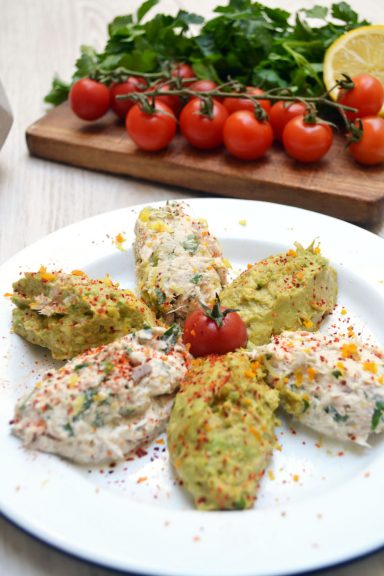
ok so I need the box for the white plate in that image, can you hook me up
[1,198,383,576]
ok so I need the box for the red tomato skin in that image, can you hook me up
[189,80,218,92]
[223,111,274,160]
[69,78,110,121]
[110,77,147,120]
[179,98,229,150]
[152,83,181,115]
[348,116,384,165]
[282,116,333,163]
[223,87,271,116]
[189,80,222,103]
[269,100,307,141]
[172,63,195,84]
[338,74,384,121]
[182,308,248,357]
[126,101,177,151]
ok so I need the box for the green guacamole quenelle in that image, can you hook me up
[167,352,279,510]
[220,243,337,346]
[11,268,156,359]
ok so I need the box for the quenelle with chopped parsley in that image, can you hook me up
[167,352,279,510]
[11,268,156,359]
[220,243,337,346]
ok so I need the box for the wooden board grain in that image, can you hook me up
[26,102,384,226]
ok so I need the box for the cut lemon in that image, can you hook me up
[323,25,384,115]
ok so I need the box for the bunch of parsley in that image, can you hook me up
[45,0,369,106]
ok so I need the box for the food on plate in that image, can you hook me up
[12,326,190,464]
[254,330,384,446]
[323,25,384,115]
[182,294,248,357]
[134,202,228,324]
[167,352,279,510]
[11,268,156,359]
[220,243,337,346]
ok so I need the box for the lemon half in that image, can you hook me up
[323,25,384,115]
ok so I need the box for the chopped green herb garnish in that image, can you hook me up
[371,401,384,431]
[182,234,199,254]
[324,405,349,423]
[74,362,91,371]
[191,273,203,285]
[332,370,342,379]
[161,324,181,351]
[63,422,75,437]
[155,288,166,305]
[302,399,310,413]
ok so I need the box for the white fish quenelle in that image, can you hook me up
[12,327,190,464]
[134,202,228,325]
[253,330,384,446]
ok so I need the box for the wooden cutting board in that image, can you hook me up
[26,102,384,226]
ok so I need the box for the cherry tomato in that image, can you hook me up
[282,115,333,163]
[269,100,307,141]
[180,98,229,149]
[69,78,110,121]
[152,83,181,115]
[183,300,248,357]
[223,87,271,116]
[338,74,384,121]
[189,80,222,103]
[110,77,147,120]
[189,79,218,93]
[223,111,274,160]
[126,101,177,151]
[172,63,195,84]
[348,116,384,165]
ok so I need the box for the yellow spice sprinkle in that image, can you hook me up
[303,319,313,329]
[293,474,300,482]
[363,361,377,374]
[341,343,358,359]
[341,308,347,315]
[294,370,303,387]
[3,292,12,297]
[38,265,57,282]
[268,470,275,481]
[71,269,87,277]
[287,249,297,257]
[313,246,321,254]
[239,219,247,226]
[307,367,317,381]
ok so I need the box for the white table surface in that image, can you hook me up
[0,1,383,575]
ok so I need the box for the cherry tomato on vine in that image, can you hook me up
[110,77,147,120]
[223,111,274,160]
[182,296,248,357]
[126,101,177,151]
[348,116,384,165]
[223,87,271,116]
[180,98,229,149]
[189,79,219,94]
[338,74,384,121]
[282,115,333,163]
[152,83,181,115]
[172,62,195,84]
[269,100,307,141]
[69,78,110,121]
